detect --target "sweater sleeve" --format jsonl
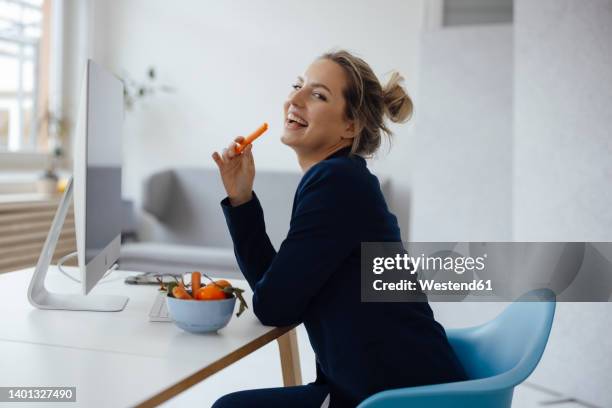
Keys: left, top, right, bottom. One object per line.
{"left": 222, "top": 162, "right": 360, "bottom": 326}
{"left": 220, "top": 191, "right": 277, "bottom": 290}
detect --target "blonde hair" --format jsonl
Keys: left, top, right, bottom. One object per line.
{"left": 319, "top": 50, "right": 414, "bottom": 157}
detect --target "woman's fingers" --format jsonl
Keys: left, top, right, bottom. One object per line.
{"left": 212, "top": 151, "right": 224, "bottom": 168}
{"left": 213, "top": 136, "right": 250, "bottom": 168}
{"left": 222, "top": 147, "right": 234, "bottom": 161}
{"left": 243, "top": 144, "right": 255, "bottom": 168}
{"left": 226, "top": 141, "right": 241, "bottom": 159}
{"left": 244, "top": 143, "right": 253, "bottom": 159}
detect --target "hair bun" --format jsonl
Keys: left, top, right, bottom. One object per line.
{"left": 382, "top": 72, "right": 413, "bottom": 123}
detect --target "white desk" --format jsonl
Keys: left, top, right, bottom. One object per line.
{"left": 0, "top": 267, "right": 301, "bottom": 407}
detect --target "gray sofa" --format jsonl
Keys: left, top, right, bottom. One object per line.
{"left": 119, "top": 167, "right": 390, "bottom": 279}
{"left": 119, "top": 168, "right": 302, "bottom": 278}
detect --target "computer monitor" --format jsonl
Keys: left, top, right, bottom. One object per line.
{"left": 74, "top": 59, "right": 124, "bottom": 295}
{"left": 27, "top": 59, "right": 128, "bottom": 312}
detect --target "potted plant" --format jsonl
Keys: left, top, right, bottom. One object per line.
{"left": 120, "top": 67, "right": 174, "bottom": 111}
{"left": 36, "top": 111, "right": 68, "bottom": 195}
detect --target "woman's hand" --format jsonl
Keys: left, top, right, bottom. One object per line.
{"left": 212, "top": 136, "right": 255, "bottom": 207}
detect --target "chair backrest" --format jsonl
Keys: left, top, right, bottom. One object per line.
{"left": 447, "top": 289, "right": 556, "bottom": 384}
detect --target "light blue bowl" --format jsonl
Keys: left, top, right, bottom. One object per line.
{"left": 166, "top": 295, "right": 236, "bottom": 333}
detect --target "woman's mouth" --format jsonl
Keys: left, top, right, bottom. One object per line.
{"left": 285, "top": 112, "right": 309, "bottom": 130}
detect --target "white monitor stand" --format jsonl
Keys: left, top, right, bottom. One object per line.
{"left": 27, "top": 177, "right": 129, "bottom": 312}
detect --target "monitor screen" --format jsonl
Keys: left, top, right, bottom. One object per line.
{"left": 84, "top": 61, "right": 123, "bottom": 265}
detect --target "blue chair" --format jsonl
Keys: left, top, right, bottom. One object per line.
{"left": 357, "top": 289, "right": 556, "bottom": 408}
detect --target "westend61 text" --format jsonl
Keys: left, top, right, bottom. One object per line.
{"left": 373, "top": 279, "right": 493, "bottom": 292}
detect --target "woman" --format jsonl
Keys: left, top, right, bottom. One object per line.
{"left": 211, "top": 50, "right": 467, "bottom": 408}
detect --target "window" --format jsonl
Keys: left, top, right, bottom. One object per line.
{"left": 0, "top": 0, "right": 48, "bottom": 153}
{"left": 425, "top": 0, "right": 513, "bottom": 30}
{"left": 443, "top": 0, "right": 513, "bottom": 27}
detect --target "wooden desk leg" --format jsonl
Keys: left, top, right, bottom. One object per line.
{"left": 277, "top": 328, "right": 302, "bottom": 386}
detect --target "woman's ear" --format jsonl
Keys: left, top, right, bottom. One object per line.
{"left": 343, "top": 119, "right": 360, "bottom": 139}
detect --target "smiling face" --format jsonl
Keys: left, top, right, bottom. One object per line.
{"left": 281, "top": 58, "right": 356, "bottom": 156}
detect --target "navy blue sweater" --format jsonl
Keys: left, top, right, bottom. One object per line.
{"left": 221, "top": 146, "right": 467, "bottom": 407}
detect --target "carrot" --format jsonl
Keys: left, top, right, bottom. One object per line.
{"left": 234, "top": 122, "right": 268, "bottom": 154}
{"left": 191, "top": 271, "right": 201, "bottom": 295}
{"left": 173, "top": 281, "right": 193, "bottom": 300}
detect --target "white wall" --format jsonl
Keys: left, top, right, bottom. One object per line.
{"left": 512, "top": 1, "right": 612, "bottom": 406}
{"left": 61, "top": 0, "right": 94, "bottom": 164}
{"left": 414, "top": 21, "right": 515, "bottom": 399}
{"left": 409, "top": 24, "right": 513, "bottom": 241}
{"left": 513, "top": 0, "right": 612, "bottom": 242}
{"left": 66, "top": 0, "right": 426, "bottom": 239}
{"left": 412, "top": 3, "right": 612, "bottom": 405}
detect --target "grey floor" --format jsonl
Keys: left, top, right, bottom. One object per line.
{"left": 160, "top": 325, "right": 586, "bottom": 408}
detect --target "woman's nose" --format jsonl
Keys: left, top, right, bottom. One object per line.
{"left": 288, "top": 88, "right": 306, "bottom": 107}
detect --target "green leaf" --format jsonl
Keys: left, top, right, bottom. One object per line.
{"left": 166, "top": 282, "right": 178, "bottom": 298}
{"left": 220, "top": 287, "right": 248, "bottom": 317}
{"left": 234, "top": 289, "right": 248, "bottom": 317}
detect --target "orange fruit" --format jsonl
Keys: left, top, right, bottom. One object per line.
{"left": 195, "top": 284, "right": 226, "bottom": 300}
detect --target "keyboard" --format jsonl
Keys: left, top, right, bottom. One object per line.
{"left": 149, "top": 291, "right": 172, "bottom": 322}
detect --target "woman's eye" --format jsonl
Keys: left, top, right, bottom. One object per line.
{"left": 290, "top": 84, "right": 326, "bottom": 101}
